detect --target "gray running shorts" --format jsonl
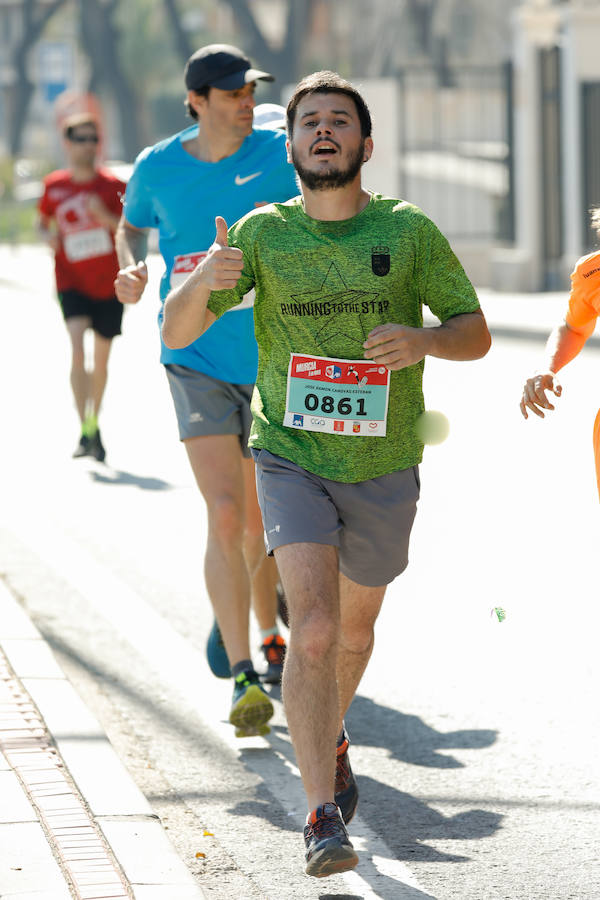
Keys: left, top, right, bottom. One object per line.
{"left": 252, "top": 448, "right": 420, "bottom": 587}
{"left": 165, "top": 364, "right": 254, "bottom": 455}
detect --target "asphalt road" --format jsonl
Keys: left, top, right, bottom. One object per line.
{"left": 1, "top": 244, "right": 599, "bottom": 899}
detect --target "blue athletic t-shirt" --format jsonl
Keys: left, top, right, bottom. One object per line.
{"left": 123, "top": 125, "right": 298, "bottom": 383}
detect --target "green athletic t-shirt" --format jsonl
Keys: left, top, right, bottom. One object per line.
{"left": 208, "top": 192, "right": 480, "bottom": 483}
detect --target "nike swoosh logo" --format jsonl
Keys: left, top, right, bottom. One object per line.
{"left": 235, "top": 172, "right": 262, "bottom": 186}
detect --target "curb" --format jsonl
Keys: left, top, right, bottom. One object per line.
{"left": 0, "top": 579, "right": 206, "bottom": 900}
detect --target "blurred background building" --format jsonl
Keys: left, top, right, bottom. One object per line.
{"left": 0, "top": 0, "right": 599, "bottom": 290}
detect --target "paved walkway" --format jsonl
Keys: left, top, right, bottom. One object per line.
{"left": 0, "top": 580, "right": 206, "bottom": 900}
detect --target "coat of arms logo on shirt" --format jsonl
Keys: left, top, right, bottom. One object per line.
{"left": 371, "top": 246, "right": 390, "bottom": 276}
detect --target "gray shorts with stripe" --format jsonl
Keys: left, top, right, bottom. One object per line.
{"left": 165, "top": 364, "right": 254, "bottom": 457}
{"left": 252, "top": 448, "right": 420, "bottom": 587}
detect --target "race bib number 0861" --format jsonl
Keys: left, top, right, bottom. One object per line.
{"left": 284, "top": 353, "right": 390, "bottom": 437}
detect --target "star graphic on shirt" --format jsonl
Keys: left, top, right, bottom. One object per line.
{"left": 288, "top": 262, "right": 380, "bottom": 352}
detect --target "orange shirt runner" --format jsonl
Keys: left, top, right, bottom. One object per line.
{"left": 565, "top": 249, "right": 600, "bottom": 498}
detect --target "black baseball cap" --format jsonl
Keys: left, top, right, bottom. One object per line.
{"left": 185, "top": 44, "right": 274, "bottom": 91}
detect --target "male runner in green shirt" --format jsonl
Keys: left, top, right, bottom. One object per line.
{"left": 162, "top": 70, "right": 491, "bottom": 879}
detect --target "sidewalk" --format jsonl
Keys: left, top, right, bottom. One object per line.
{"left": 0, "top": 580, "right": 206, "bottom": 900}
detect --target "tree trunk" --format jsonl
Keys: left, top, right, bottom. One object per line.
{"left": 78, "top": 0, "right": 146, "bottom": 159}
{"left": 222, "top": 0, "right": 314, "bottom": 93}
{"left": 162, "top": 0, "right": 193, "bottom": 63}
{"left": 6, "top": 0, "right": 69, "bottom": 156}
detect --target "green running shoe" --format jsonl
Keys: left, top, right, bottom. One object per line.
{"left": 72, "top": 434, "right": 90, "bottom": 458}
{"left": 229, "top": 669, "right": 273, "bottom": 737}
{"left": 87, "top": 429, "right": 106, "bottom": 462}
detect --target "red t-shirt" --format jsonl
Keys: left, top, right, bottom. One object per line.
{"left": 38, "top": 168, "right": 127, "bottom": 300}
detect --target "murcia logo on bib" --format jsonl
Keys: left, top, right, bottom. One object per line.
{"left": 371, "top": 245, "right": 390, "bottom": 276}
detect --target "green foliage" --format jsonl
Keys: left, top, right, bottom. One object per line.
{"left": 0, "top": 157, "right": 52, "bottom": 243}
{"left": 113, "top": 0, "right": 214, "bottom": 143}
{"left": 0, "top": 157, "right": 15, "bottom": 200}
{"left": 116, "top": 0, "right": 176, "bottom": 86}
{"left": 0, "top": 198, "right": 38, "bottom": 244}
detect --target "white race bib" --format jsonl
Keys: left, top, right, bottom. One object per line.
{"left": 63, "top": 226, "right": 112, "bottom": 262}
{"left": 284, "top": 353, "right": 390, "bottom": 437}
{"left": 170, "top": 252, "right": 207, "bottom": 290}
{"left": 170, "top": 251, "right": 255, "bottom": 311}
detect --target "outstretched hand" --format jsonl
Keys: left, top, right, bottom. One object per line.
{"left": 520, "top": 372, "right": 562, "bottom": 419}
{"left": 200, "top": 216, "right": 244, "bottom": 291}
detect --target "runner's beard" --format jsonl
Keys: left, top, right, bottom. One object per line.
{"left": 292, "top": 139, "right": 365, "bottom": 191}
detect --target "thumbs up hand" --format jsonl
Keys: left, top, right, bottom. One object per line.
{"left": 199, "top": 216, "right": 244, "bottom": 290}
{"left": 214, "top": 215, "right": 229, "bottom": 246}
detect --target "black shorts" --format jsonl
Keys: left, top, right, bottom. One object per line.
{"left": 58, "top": 289, "right": 123, "bottom": 339}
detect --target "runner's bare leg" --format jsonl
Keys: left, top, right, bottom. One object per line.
{"left": 66, "top": 316, "right": 90, "bottom": 423}
{"left": 185, "top": 434, "right": 252, "bottom": 667}
{"left": 275, "top": 542, "right": 340, "bottom": 812}
{"left": 91, "top": 332, "right": 112, "bottom": 418}
{"left": 336, "top": 572, "right": 386, "bottom": 733}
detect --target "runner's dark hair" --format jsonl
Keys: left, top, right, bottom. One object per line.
{"left": 286, "top": 71, "right": 372, "bottom": 138}
{"left": 185, "top": 86, "right": 211, "bottom": 121}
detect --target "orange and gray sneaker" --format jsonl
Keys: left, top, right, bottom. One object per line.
{"left": 260, "top": 634, "right": 286, "bottom": 684}
{"left": 303, "top": 802, "right": 358, "bottom": 878}
{"left": 335, "top": 725, "right": 358, "bottom": 824}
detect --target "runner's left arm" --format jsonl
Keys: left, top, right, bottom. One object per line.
{"left": 520, "top": 261, "right": 598, "bottom": 419}
{"left": 364, "top": 217, "right": 491, "bottom": 369}
{"left": 519, "top": 321, "right": 591, "bottom": 420}
{"left": 363, "top": 310, "right": 490, "bottom": 370}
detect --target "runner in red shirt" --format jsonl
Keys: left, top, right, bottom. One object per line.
{"left": 38, "top": 113, "right": 126, "bottom": 461}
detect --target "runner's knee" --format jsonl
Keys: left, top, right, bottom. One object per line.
{"left": 291, "top": 609, "right": 339, "bottom": 663}
{"left": 207, "top": 494, "right": 245, "bottom": 545}
{"left": 339, "top": 625, "right": 374, "bottom": 657}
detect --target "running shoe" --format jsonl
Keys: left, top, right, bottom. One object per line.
{"left": 276, "top": 582, "right": 289, "bottom": 628}
{"left": 229, "top": 669, "right": 274, "bottom": 737}
{"left": 72, "top": 434, "right": 90, "bottom": 458}
{"left": 335, "top": 726, "right": 359, "bottom": 824}
{"left": 260, "top": 634, "right": 286, "bottom": 684}
{"left": 303, "top": 802, "right": 358, "bottom": 878}
{"left": 87, "top": 430, "right": 106, "bottom": 462}
{"left": 206, "top": 619, "right": 231, "bottom": 678}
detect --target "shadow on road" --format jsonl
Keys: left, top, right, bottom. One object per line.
{"left": 229, "top": 688, "right": 503, "bottom": 894}
{"left": 348, "top": 694, "right": 497, "bottom": 769}
{"left": 88, "top": 469, "right": 172, "bottom": 491}
{"left": 351, "top": 774, "right": 501, "bottom": 863}
{"left": 34, "top": 622, "right": 499, "bottom": 897}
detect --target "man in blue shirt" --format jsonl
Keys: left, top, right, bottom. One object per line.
{"left": 114, "top": 45, "right": 298, "bottom": 736}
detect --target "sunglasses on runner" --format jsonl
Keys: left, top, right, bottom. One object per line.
{"left": 68, "top": 134, "right": 99, "bottom": 144}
